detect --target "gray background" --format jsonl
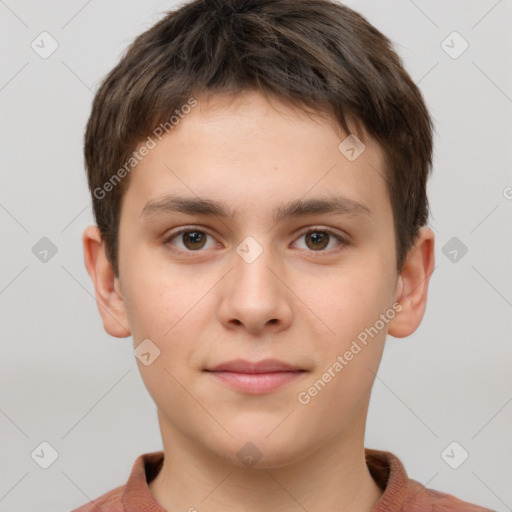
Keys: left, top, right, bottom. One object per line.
{"left": 1, "top": 1, "right": 511, "bottom": 511}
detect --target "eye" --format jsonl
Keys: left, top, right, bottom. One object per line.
{"left": 163, "top": 228, "right": 218, "bottom": 253}
{"left": 163, "top": 226, "right": 348, "bottom": 255}
{"left": 293, "top": 227, "right": 348, "bottom": 252}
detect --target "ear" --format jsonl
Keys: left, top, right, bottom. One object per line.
{"left": 387, "top": 227, "right": 435, "bottom": 338}
{"left": 82, "top": 225, "right": 131, "bottom": 338}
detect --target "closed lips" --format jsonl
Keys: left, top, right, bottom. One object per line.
{"left": 205, "top": 358, "right": 306, "bottom": 373}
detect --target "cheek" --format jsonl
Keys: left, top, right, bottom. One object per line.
{"left": 122, "top": 255, "right": 187, "bottom": 337}
{"left": 303, "top": 269, "right": 391, "bottom": 341}
{"left": 128, "top": 281, "right": 201, "bottom": 412}
{"left": 123, "top": 264, "right": 207, "bottom": 370}
{"left": 309, "top": 271, "right": 393, "bottom": 405}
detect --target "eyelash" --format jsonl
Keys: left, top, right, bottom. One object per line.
{"left": 162, "top": 226, "right": 349, "bottom": 255}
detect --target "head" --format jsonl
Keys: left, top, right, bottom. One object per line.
{"left": 83, "top": 0, "right": 435, "bottom": 468}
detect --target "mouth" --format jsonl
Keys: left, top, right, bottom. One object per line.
{"left": 204, "top": 359, "right": 308, "bottom": 394}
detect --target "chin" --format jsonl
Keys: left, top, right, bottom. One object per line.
{"left": 215, "top": 432, "right": 308, "bottom": 470}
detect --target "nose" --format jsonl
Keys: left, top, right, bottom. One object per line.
{"left": 216, "top": 240, "right": 293, "bottom": 335}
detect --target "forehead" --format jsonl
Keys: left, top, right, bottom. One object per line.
{"left": 123, "top": 90, "right": 390, "bottom": 225}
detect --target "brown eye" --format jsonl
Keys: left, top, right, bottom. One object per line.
{"left": 164, "top": 228, "right": 216, "bottom": 253}
{"left": 304, "top": 231, "right": 329, "bottom": 251}
{"left": 294, "top": 228, "right": 347, "bottom": 253}
{"left": 181, "top": 230, "right": 206, "bottom": 250}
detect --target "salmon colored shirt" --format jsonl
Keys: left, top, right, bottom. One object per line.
{"left": 71, "top": 448, "right": 495, "bottom": 511}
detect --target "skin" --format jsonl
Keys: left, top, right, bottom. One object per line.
{"left": 83, "top": 89, "right": 435, "bottom": 512}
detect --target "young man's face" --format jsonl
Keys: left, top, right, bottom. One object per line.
{"left": 85, "top": 90, "right": 434, "bottom": 468}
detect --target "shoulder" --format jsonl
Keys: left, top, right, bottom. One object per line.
{"left": 70, "top": 484, "right": 125, "bottom": 512}
{"left": 365, "top": 448, "right": 494, "bottom": 512}
{"left": 407, "top": 478, "right": 496, "bottom": 512}
{"left": 69, "top": 451, "right": 164, "bottom": 512}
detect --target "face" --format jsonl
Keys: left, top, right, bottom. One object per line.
{"left": 85, "top": 89, "right": 434, "bottom": 468}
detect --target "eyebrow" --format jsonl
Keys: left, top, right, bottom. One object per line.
{"left": 141, "top": 194, "right": 372, "bottom": 224}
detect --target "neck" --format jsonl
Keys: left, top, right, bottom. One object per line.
{"left": 149, "top": 413, "right": 383, "bottom": 512}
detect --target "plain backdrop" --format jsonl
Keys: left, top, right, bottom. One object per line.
{"left": 1, "top": 1, "right": 511, "bottom": 511}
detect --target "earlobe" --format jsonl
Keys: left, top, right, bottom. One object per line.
{"left": 388, "top": 227, "right": 435, "bottom": 339}
{"left": 82, "top": 225, "right": 131, "bottom": 338}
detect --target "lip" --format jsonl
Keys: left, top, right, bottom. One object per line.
{"left": 205, "top": 358, "right": 304, "bottom": 373}
{"left": 204, "top": 359, "right": 307, "bottom": 394}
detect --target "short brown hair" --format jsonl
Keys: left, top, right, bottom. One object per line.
{"left": 84, "top": 0, "right": 434, "bottom": 277}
